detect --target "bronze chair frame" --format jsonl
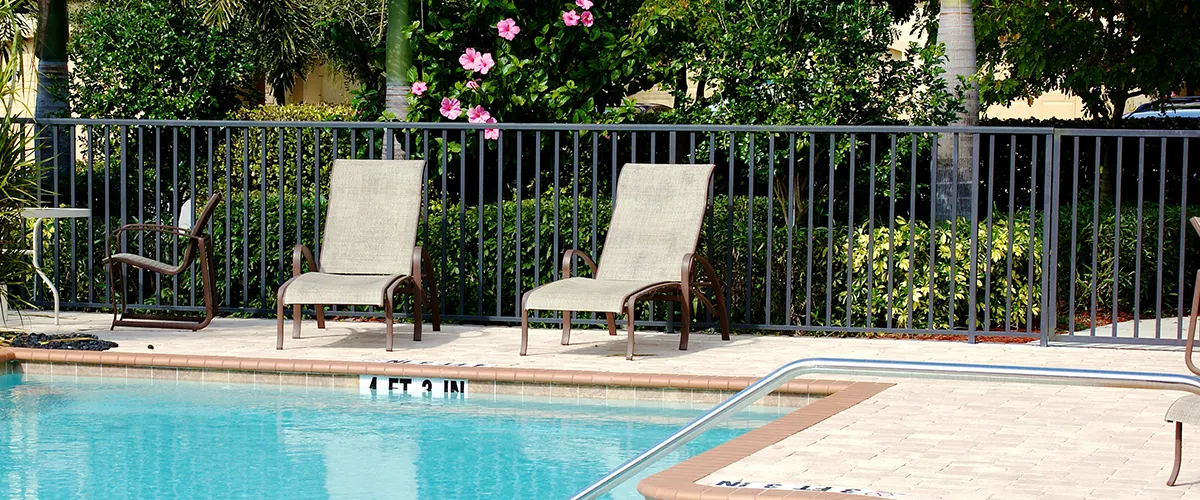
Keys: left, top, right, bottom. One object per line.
{"left": 104, "top": 193, "right": 223, "bottom": 331}
{"left": 519, "top": 248, "right": 730, "bottom": 361}
{"left": 276, "top": 244, "right": 441, "bottom": 352}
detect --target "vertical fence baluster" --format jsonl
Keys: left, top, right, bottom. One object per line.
{"left": 746, "top": 134, "right": 755, "bottom": 325}
{"left": 1090, "top": 138, "right": 1101, "bottom": 335}
{"left": 886, "top": 134, "right": 897, "bottom": 328}
{"left": 1179, "top": 138, "right": 1191, "bottom": 340}
{"left": 1068, "top": 137, "right": 1080, "bottom": 335}
{"left": 1157, "top": 137, "right": 1167, "bottom": 338}
{"left": 785, "top": 133, "right": 795, "bottom": 326}
{"left": 826, "top": 133, "right": 835, "bottom": 327}
{"left": 765, "top": 134, "right": 775, "bottom": 325}
{"left": 515, "top": 131, "right": 522, "bottom": 317}
{"left": 847, "top": 134, "right": 857, "bottom": 328}
{"left": 1005, "top": 135, "right": 1016, "bottom": 332}
{"left": 1113, "top": 137, "right": 1124, "bottom": 337}
{"left": 1133, "top": 137, "right": 1146, "bottom": 338}
{"left": 968, "top": 133, "right": 980, "bottom": 342}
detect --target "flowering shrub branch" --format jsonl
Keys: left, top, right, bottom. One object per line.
{"left": 403, "top": 0, "right": 657, "bottom": 132}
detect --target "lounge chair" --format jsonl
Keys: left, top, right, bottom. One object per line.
{"left": 276, "top": 159, "right": 440, "bottom": 351}
{"left": 519, "top": 163, "right": 730, "bottom": 360}
{"left": 1165, "top": 216, "right": 1200, "bottom": 485}
{"left": 105, "top": 192, "right": 223, "bottom": 330}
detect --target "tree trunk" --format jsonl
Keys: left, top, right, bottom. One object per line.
{"left": 35, "top": 0, "right": 70, "bottom": 192}
{"left": 935, "top": 0, "right": 978, "bottom": 221}
{"left": 1098, "top": 91, "right": 1129, "bottom": 202}
{"left": 673, "top": 65, "right": 688, "bottom": 109}
{"left": 385, "top": 0, "right": 412, "bottom": 122}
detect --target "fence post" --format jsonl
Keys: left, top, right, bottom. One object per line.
{"left": 1040, "top": 131, "right": 1061, "bottom": 346}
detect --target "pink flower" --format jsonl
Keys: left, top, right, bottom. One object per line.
{"left": 411, "top": 81, "right": 427, "bottom": 96}
{"left": 465, "top": 80, "right": 480, "bottom": 90}
{"left": 576, "top": 0, "right": 593, "bottom": 9}
{"left": 562, "top": 10, "right": 580, "bottom": 26}
{"left": 439, "top": 98, "right": 462, "bottom": 120}
{"left": 580, "top": 10, "right": 594, "bottom": 27}
{"left": 477, "top": 52, "right": 495, "bottom": 74}
{"left": 484, "top": 118, "right": 499, "bottom": 140}
{"left": 459, "top": 48, "right": 482, "bottom": 71}
{"left": 467, "top": 105, "right": 491, "bottom": 124}
{"left": 496, "top": 18, "right": 520, "bottom": 41}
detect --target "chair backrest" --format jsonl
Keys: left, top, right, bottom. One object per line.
{"left": 182, "top": 193, "right": 223, "bottom": 237}
{"left": 1191, "top": 217, "right": 1200, "bottom": 239}
{"left": 596, "top": 163, "right": 716, "bottom": 282}
{"left": 319, "top": 159, "right": 426, "bottom": 275}
{"left": 175, "top": 192, "right": 223, "bottom": 267}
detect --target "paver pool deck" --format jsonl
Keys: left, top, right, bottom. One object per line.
{"left": 10, "top": 311, "right": 1200, "bottom": 499}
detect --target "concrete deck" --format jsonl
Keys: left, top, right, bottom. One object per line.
{"left": 10, "top": 310, "right": 1200, "bottom": 499}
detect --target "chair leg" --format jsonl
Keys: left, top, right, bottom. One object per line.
{"left": 105, "top": 261, "right": 119, "bottom": 330}
{"left": 680, "top": 287, "right": 691, "bottom": 351}
{"left": 316, "top": 305, "right": 326, "bottom": 329}
{"left": 424, "top": 253, "right": 441, "bottom": 332}
{"left": 520, "top": 308, "right": 530, "bottom": 356}
{"left": 385, "top": 297, "right": 395, "bottom": 352}
{"left": 561, "top": 310, "right": 572, "bottom": 345}
{"left": 292, "top": 304, "right": 302, "bottom": 339}
{"left": 276, "top": 296, "right": 286, "bottom": 350}
{"left": 606, "top": 312, "right": 617, "bottom": 336}
{"left": 626, "top": 303, "right": 637, "bottom": 360}
{"left": 1170, "top": 421, "right": 1184, "bottom": 486}
{"left": 413, "top": 283, "right": 424, "bottom": 342}
{"left": 196, "top": 244, "right": 216, "bottom": 329}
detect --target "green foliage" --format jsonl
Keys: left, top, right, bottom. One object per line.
{"left": 0, "top": 0, "right": 34, "bottom": 65}
{"left": 639, "top": 0, "right": 961, "bottom": 126}
{"left": 232, "top": 103, "right": 359, "bottom": 122}
{"left": 188, "top": 0, "right": 321, "bottom": 104}
{"left": 315, "top": 0, "right": 386, "bottom": 97}
{"left": 976, "top": 0, "right": 1200, "bottom": 124}
{"left": 406, "top": 0, "right": 657, "bottom": 123}
{"left": 69, "top": 0, "right": 258, "bottom": 119}
{"left": 0, "top": 56, "right": 45, "bottom": 310}
{"left": 1058, "top": 202, "right": 1200, "bottom": 322}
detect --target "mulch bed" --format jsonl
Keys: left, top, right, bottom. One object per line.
{"left": 0, "top": 332, "right": 119, "bottom": 351}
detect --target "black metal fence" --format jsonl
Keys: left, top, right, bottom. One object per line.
{"left": 15, "top": 119, "right": 1200, "bottom": 345}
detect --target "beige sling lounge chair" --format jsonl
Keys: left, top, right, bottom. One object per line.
{"left": 276, "top": 159, "right": 440, "bottom": 351}
{"left": 519, "top": 163, "right": 730, "bottom": 360}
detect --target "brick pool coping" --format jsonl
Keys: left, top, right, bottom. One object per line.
{"left": 639, "top": 382, "right": 893, "bottom": 499}
{"left": 0, "top": 347, "right": 894, "bottom": 498}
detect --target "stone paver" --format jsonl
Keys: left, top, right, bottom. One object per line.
{"left": 12, "top": 310, "right": 1200, "bottom": 499}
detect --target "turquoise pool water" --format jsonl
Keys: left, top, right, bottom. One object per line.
{"left": 0, "top": 374, "right": 784, "bottom": 499}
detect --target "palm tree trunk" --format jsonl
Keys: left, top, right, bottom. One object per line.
{"left": 936, "top": 0, "right": 978, "bottom": 220}
{"left": 385, "top": 0, "right": 412, "bottom": 121}
{"left": 35, "top": 0, "right": 69, "bottom": 191}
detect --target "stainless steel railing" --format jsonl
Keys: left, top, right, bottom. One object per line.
{"left": 569, "top": 357, "right": 1200, "bottom": 500}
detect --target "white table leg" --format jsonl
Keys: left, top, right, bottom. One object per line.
{"left": 31, "top": 219, "right": 59, "bottom": 325}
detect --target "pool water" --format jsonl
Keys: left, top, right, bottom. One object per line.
{"left": 0, "top": 374, "right": 785, "bottom": 499}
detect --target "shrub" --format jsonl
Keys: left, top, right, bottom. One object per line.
{"left": 69, "top": 0, "right": 258, "bottom": 119}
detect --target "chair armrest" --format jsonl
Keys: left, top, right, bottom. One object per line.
{"left": 561, "top": 249, "right": 598, "bottom": 279}
{"left": 107, "top": 224, "right": 198, "bottom": 260}
{"left": 292, "top": 244, "right": 317, "bottom": 278}
{"left": 411, "top": 246, "right": 426, "bottom": 285}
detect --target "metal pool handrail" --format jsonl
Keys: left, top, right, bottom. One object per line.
{"left": 569, "top": 357, "right": 1200, "bottom": 500}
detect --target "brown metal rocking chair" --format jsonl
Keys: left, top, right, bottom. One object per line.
{"left": 104, "top": 193, "right": 223, "bottom": 331}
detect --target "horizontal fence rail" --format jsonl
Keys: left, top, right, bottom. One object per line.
{"left": 12, "top": 120, "right": 1200, "bottom": 344}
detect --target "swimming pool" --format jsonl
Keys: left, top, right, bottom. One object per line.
{"left": 0, "top": 373, "right": 786, "bottom": 499}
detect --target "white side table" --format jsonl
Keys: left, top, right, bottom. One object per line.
{"left": 18, "top": 208, "right": 91, "bottom": 325}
